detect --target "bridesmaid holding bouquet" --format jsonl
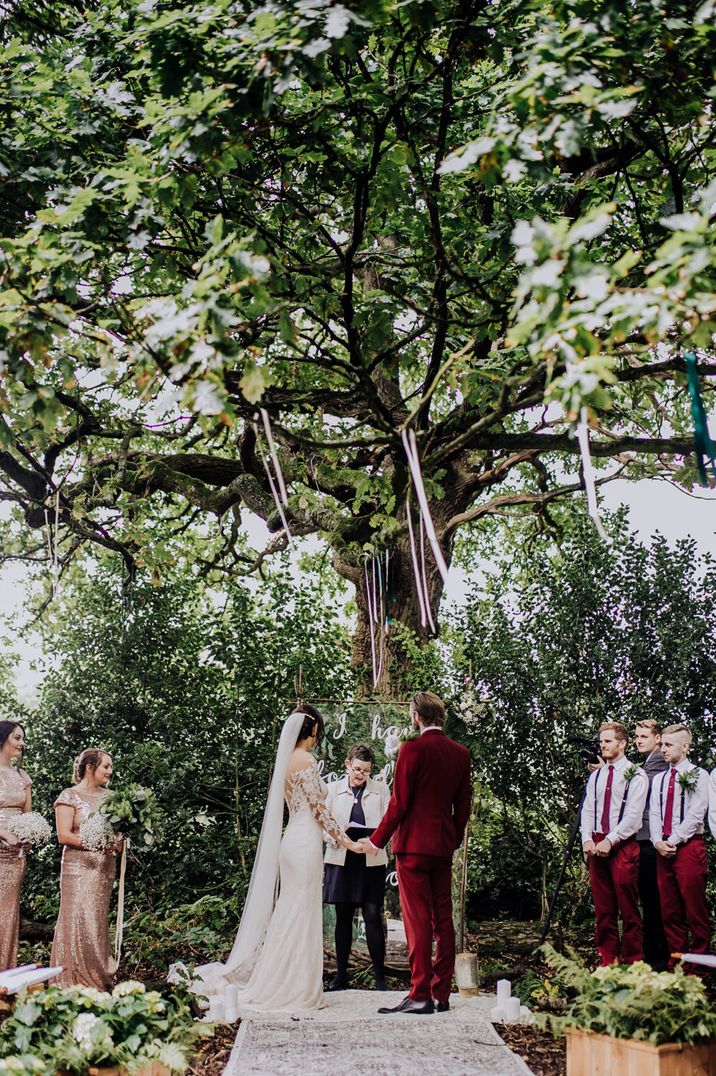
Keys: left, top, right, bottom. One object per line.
{"left": 0, "top": 721, "right": 32, "bottom": 970}
{"left": 51, "top": 748, "right": 121, "bottom": 989}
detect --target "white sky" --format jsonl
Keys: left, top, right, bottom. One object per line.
{"left": 1, "top": 476, "right": 714, "bottom": 703}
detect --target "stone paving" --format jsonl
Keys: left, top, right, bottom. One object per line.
{"left": 223, "top": 990, "right": 534, "bottom": 1075}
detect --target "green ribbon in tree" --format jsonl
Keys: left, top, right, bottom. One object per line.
{"left": 684, "top": 351, "right": 716, "bottom": 487}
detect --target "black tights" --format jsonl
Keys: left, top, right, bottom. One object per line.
{"left": 334, "top": 902, "right": 385, "bottom": 978}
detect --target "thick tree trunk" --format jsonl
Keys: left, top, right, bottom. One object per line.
{"left": 335, "top": 533, "right": 450, "bottom": 699}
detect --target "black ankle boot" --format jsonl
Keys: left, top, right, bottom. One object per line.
{"left": 374, "top": 970, "right": 387, "bottom": 990}
{"left": 326, "top": 973, "right": 349, "bottom": 991}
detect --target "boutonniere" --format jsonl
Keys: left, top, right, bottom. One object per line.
{"left": 677, "top": 769, "right": 699, "bottom": 793}
{"left": 623, "top": 764, "right": 640, "bottom": 784}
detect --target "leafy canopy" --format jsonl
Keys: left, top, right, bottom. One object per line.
{"left": 0, "top": 0, "right": 714, "bottom": 610}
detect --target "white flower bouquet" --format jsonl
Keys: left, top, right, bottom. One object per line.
{"left": 79, "top": 811, "right": 118, "bottom": 853}
{"left": 6, "top": 812, "right": 52, "bottom": 847}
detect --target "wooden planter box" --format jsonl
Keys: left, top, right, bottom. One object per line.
{"left": 566, "top": 1028, "right": 716, "bottom": 1075}
{"left": 57, "top": 1066, "right": 170, "bottom": 1076}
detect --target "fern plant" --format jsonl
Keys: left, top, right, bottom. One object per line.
{"left": 540, "top": 944, "right": 716, "bottom": 1046}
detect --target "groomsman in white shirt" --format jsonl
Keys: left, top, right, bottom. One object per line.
{"left": 710, "top": 767, "right": 716, "bottom": 838}
{"left": 581, "top": 722, "right": 648, "bottom": 965}
{"left": 649, "top": 724, "right": 711, "bottom": 969}
{"left": 633, "top": 720, "right": 669, "bottom": 971}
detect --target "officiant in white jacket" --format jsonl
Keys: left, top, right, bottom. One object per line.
{"left": 323, "top": 744, "right": 391, "bottom": 992}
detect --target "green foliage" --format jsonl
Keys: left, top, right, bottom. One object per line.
{"left": 0, "top": 0, "right": 713, "bottom": 660}
{"left": 101, "top": 784, "right": 163, "bottom": 848}
{"left": 451, "top": 507, "right": 716, "bottom": 919}
{"left": 540, "top": 945, "right": 716, "bottom": 1045}
{"left": 0, "top": 981, "right": 202, "bottom": 1074}
{"left": 20, "top": 557, "right": 353, "bottom": 924}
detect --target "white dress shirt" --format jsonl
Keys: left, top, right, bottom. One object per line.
{"left": 580, "top": 756, "right": 648, "bottom": 847}
{"left": 708, "top": 767, "right": 716, "bottom": 839}
{"left": 649, "top": 759, "right": 709, "bottom": 846}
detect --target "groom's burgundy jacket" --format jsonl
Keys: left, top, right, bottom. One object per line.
{"left": 370, "top": 729, "right": 472, "bottom": 858}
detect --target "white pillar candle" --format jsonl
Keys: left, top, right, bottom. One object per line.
{"left": 489, "top": 1004, "right": 506, "bottom": 1022}
{"left": 210, "top": 996, "right": 226, "bottom": 1023}
{"left": 224, "top": 983, "right": 239, "bottom": 1023}
{"left": 496, "top": 978, "right": 511, "bottom": 1003}
{"left": 503, "top": 996, "right": 521, "bottom": 1022}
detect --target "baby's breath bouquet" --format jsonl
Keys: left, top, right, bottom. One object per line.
{"left": 99, "top": 784, "right": 162, "bottom": 848}
{"left": 5, "top": 812, "right": 52, "bottom": 848}
{"left": 78, "top": 811, "right": 117, "bottom": 853}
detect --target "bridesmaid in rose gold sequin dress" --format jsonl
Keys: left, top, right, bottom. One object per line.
{"left": 51, "top": 749, "right": 118, "bottom": 990}
{"left": 0, "top": 721, "right": 32, "bottom": 971}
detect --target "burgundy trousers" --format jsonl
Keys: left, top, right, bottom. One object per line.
{"left": 396, "top": 852, "right": 455, "bottom": 1002}
{"left": 588, "top": 834, "right": 642, "bottom": 965}
{"left": 656, "top": 836, "right": 711, "bottom": 970}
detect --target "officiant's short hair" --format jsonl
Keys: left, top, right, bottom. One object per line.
{"left": 347, "top": 744, "right": 374, "bottom": 765}
{"left": 411, "top": 691, "right": 445, "bottom": 727}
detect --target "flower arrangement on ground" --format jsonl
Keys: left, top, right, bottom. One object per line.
{"left": 0, "top": 981, "right": 205, "bottom": 1074}
{"left": 5, "top": 812, "right": 52, "bottom": 847}
{"left": 540, "top": 944, "right": 716, "bottom": 1046}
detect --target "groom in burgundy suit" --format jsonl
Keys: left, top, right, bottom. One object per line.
{"left": 358, "top": 691, "right": 472, "bottom": 1014}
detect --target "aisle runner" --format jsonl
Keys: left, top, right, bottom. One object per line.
{"left": 224, "top": 991, "right": 533, "bottom": 1076}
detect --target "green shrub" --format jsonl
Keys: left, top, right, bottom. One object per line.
{"left": 540, "top": 944, "right": 716, "bottom": 1045}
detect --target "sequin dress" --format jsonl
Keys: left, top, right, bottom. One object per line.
{"left": 50, "top": 787, "right": 116, "bottom": 990}
{"left": 0, "top": 767, "right": 31, "bottom": 970}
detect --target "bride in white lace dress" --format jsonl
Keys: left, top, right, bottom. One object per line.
{"left": 195, "top": 706, "right": 360, "bottom": 1011}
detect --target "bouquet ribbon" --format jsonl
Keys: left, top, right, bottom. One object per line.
{"left": 111, "top": 838, "right": 129, "bottom": 973}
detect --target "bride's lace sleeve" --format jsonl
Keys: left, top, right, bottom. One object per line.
{"left": 288, "top": 766, "right": 351, "bottom": 846}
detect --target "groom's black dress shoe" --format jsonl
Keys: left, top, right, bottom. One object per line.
{"left": 326, "top": 975, "right": 349, "bottom": 992}
{"left": 434, "top": 1000, "right": 450, "bottom": 1012}
{"left": 378, "top": 996, "right": 434, "bottom": 1015}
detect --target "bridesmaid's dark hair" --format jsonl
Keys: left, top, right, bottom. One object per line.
{"left": 294, "top": 703, "right": 324, "bottom": 747}
{"left": 73, "top": 748, "right": 111, "bottom": 784}
{"left": 0, "top": 720, "right": 25, "bottom": 751}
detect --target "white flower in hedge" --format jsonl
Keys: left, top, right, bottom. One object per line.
{"left": 68, "top": 984, "right": 109, "bottom": 1006}
{"left": 112, "top": 980, "right": 146, "bottom": 997}
{"left": 158, "top": 1042, "right": 187, "bottom": 1070}
{"left": 73, "top": 1012, "right": 113, "bottom": 1054}
{"left": 74, "top": 1011, "right": 99, "bottom": 1049}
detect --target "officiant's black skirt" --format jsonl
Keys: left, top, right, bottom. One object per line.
{"left": 322, "top": 825, "right": 387, "bottom": 905}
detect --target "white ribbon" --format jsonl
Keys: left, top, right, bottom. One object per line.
{"left": 576, "top": 407, "right": 607, "bottom": 539}
{"left": 405, "top": 497, "right": 428, "bottom": 629}
{"left": 401, "top": 429, "right": 449, "bottom": 583}
{"left": 110, "top": 838, "right": 129, "bottom": 974}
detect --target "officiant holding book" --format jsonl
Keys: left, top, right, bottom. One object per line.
{"left": 323, "top": 744, "right": 391, "bottom": 991}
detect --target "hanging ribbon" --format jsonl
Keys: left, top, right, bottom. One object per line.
{"left": 110, "top": 838, "right": 129, "bottom": 974}
{"left": 418, "top": 510, "right": 437, "bottom": 634}
{"left": 401, "top": 429, "right": 449, "bottom": 583}
{"left": 684, "top": 351, "right": 716, "bottom": 487}
{"left": 363, "top": 557, "right": 379, "bottom": 687}
{"left": 576, "top": 407, "right": 607, "bottom": 539}
{"left": 405, "top": 497, "right": 428, "bottom": 629}
{"left": 254, "top": 410, "right": 294, "bottom": 547}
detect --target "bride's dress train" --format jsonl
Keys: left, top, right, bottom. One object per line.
{"left": 194, "top": 711, "right": 349, "bottom": 1013}
{"left": 238, "top": 765, "right": 344, "bottom": 1010}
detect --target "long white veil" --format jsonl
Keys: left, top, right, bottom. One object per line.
{"left": 193, "top": 710, "right": 305, "bottom": 995}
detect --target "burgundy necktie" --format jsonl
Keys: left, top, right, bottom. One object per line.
{"left": 599, "top": 765, "right": 614, "bottom": 832}
{"left": 662, "top": 767, "right": 677, "bottom": 838}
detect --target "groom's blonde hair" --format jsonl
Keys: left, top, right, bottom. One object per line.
{"left": 411, "top": 691, "right": 445, "bottom": 727}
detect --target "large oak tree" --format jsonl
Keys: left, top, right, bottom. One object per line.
{"left": 1, "top": 0, "right": 714, "bottom": 689}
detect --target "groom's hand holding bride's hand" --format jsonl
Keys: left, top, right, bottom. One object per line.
{"left": 355, "top": 837, "right": 379, "bottom": 856}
